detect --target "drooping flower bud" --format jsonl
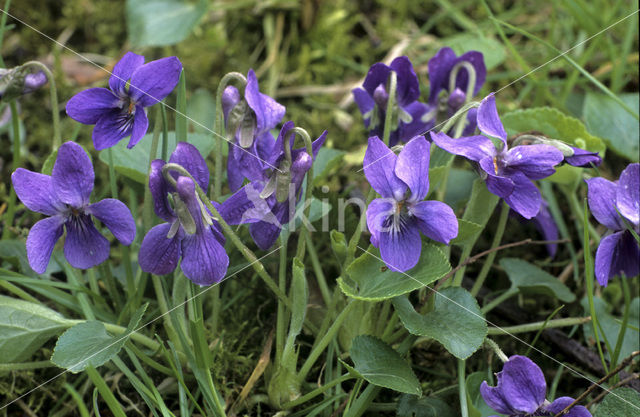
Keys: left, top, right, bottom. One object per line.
{"left": 0, "top": 65, "right": 47, "bottom": 102}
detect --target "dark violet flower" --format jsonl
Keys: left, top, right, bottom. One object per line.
{"left": 481, "top": 355, "right": 591, "bottom": 417}
{"left": 426, "top": 47, "right": 486, "bottom": 136}
{"left": 11, "top": 141, "right": 135, "bottom": 273}
{"left": 564, "top": 145, "right": 602, "bottom": 167}
{"left": 1, "top": 66, "right": 48, "bottom": 101}
{"left": 222, "top": 69, "right": 285, "bottom": 192}
{"left": 219, "top": 121, "right": 327, "bottom": 250}
{"left": 511, "top": 200, "right": 559, "bottom": 258}
{"left": 364, "top": 135, "right": 458, "bottom": 272}
{"left": 352, "top": 56, "right": 431, "bottom": 147}
{"left": 586, "top": 163, "right": 640, "bottom": 286}
{"left": 139, "top": 142, "right": 229, "bottom": 286}
{"left": 66, "top": 52, "right": 182, "bottom": 150}
{"left": 431, "top": 94, "right": 564, "bottom": 219}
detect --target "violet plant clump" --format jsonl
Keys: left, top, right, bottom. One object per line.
{"left": 222, "top": 69, "right": 286, "bottom": 191}
{"left": 66, "top": 52, "right": 182, "bottom": 150}
{"left": 586, "top": 163, "right": 640, "bottom": 286}
{"left": 431, "top": 94, "right": 565, "bottom": 219}
{"left": 364, "top": 135, "right": 458, "bottom": 271}
{"left": 11, "top": 141, "right": 136, "bottom": 273}
{"left": 139, "top": 142, "right": 229, "bottom": 286}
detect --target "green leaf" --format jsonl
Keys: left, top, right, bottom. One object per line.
{"left": 0, "top": 295, "right": 73, "bottom": 362}
{"left": 397, "top": 394, "right": 456, "bottom": 417}
{"left": 98, "top": 131, "right": 214, "bottom": 183}
{"left": 187, "top": 88, "right": 216, "bottom": 134}
{"left": 445, "top": 34, "right": 506, "bottom": 70}
{"left": 338, "top": 243, "right": 451, "bottom": 301}
{"left": 583, "top": 92, "right": 639, "bottom": 161}
{"left": 392, "top": 288, "right": 487, "bottom": 359}
{"left": 594, "top": 387, "right": 640, "bottom": 417}
{"left": 41, "top": 149, "right": 58, "bottom": 175}
{"left": 282, "top": 257, "right": 308, "bottom": 365}
{"left": 350, "top": 335, "right": 421, "bottom": 395}
{"left": 126, "top": 0, "right": 208, "bottom": 47}
{"left": 312, "top": 147, "right": 345, "bottom": 186}
{"left": 52, "top": 304, "right": 147, "bottom": 372}
{"left": 500, "top": 258, "right": 576, "bottom": 303}
{"left": 444, "top": 168, "right": 476, "bottom": 212}
{"left": 581, "top": 297, "right": 639, "bottom": 362}
{"left": 451, "top": 219, "right": 483, "bottom": 246}
{"left": 466, "top": 372, "right": 497, "bottom": 417}
{"left": 502, "top": 106, "right": 606, "bottom": 183}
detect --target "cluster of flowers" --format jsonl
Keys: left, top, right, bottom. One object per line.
{"left": 11, "top": 52, "right": 325, "bottom": 286}
{"left": 352, "top": 50, "right": 637, "bottom": 288}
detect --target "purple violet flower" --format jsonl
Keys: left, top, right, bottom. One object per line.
{"left": 222, "top": 69, "right": 285, "bottom": 192}
{"left": 364, "top": 135, "right": 458, "bottom": 272}
{"left": 431, "top": 94, "right": 564, "bottom": 219}
{"left": 511, "top": 200, "right": 559, "bottom": 258}
{"left": 586, "top": 163, "right": 640, "bottom": 286}
{"left": 426, "top": 47, "right": 486, "bottom": 136}
{"left": 1, "top": 67, "right": 48, "bottom": 101}
{"left": 11, "top": 141, "right": 136, "bottom": 273}
{"left": 565, "top": 146, "right": 602, "bottom": 167}
{"left": 66, "top": 52, "right": 182, "bottom": 150}
{"left": 352, "top": 56, "right": 431, "bottom": 147}
{"left": 481, "top": 355, "right": 591, "bottom": 417}
{"left": 139, "top": 142, "right": 229, "bottom": 286}
{"left": 219, "top": 121, "right": 327, "bottom": 250}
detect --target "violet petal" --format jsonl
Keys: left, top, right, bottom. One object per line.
{"left": 431, "top": 131, "right": 495, "bottom": 162}
{"left": 88, "top": 198, "right": 136, "bottom": 245}
{"left": 477, "top": 94, "right": 507, "bottom": 145}
{"left": 139, "top": 222, "right": 182, "bottom": 276}
{"left": 11, "top": 168, "right": 63, "bottom": 215}
{"left": 395, "top": 135, "right": 430, "bottom": 202}
{"left": 586, "top": 177, "right": 624, "bottom": 231}
{"left": 26, "top": 216, "right": 64, "bottom": 274}
{"left": 366, "top": 198, "right": 395, "bottom": 248}
{"left": 389, "top": 56, "right": 420, "bottom": 107}
{"left": 616, "top": 163, "right": 639, "bottom": 226}
{"left": 180, "top": 229, "right": 230, "bottom": 286}
{"left": 127, "top": 106, "right": 149, "bottom": 148}
{"left": 363, "top": 136, "right": 407, "bottom": 199}
{"left": 503, "top": 171, "right": 542, "bottom": 219}
{"left": 169, "top": 142, "right": 210, "bottom": 192}
{"left": 378, "top": 217, "right": 422, "bottom": 272}
{"left": 245, "top": 69, "right": 285, "bottom": 135}
{"left": 51, "top": 141, "right": 94, "bottom": 207}
{"left": 65, "top": 87, "right": 118, "bottom": 125}
{"left": 130, "top": 56, "right": 182, "bottom": 107}
{"left": 109, "top": 52, "right": 145, "bottom": 95}
{"left": 63, "top": 214, "right": 110, "bottom": 269}
{"left": 411, "top": 200, "right": 458, "bottom": 244}
{"left": 503, "top": 144, "right": 564, "bottom": 180}
{"left": 93, "top": 109, "right": 133, "bottom": 151}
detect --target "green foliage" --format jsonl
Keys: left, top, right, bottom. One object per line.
{"left": 500, "top": 258, "right": 576, "bottom": 303}
{"left": 392, "top": 288, "right": 487, "bottom": 359}
{"left": 0, "top": 295, "right": 73, "bottom": 362}
{"left": 582, "top": 92, "right": 639, "bottom": 161}
{"left": 444, "top": 33, "right": 506, "bottom": 70}
{"left": 51, "top": 304, "right": 147, "bottom": 372}
{"left": 465, "top": 372, "right": 496, "bottom": 417}
{"left": 349, "top": 335, "right": 421, "bottom": 395}
{"left": 396, "top": 394, "right": 456, "bottom": 417}
{"left": 126, "top": 0, "right": 208, "bottom": 47}
{"left": 338, "top": 244, "right": 451, "bottom": 301}
{"left": 594, "top": 387, "right": 640, "bottom": 417}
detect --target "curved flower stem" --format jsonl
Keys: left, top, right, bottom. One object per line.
{"left": 162, "top": 163, "right": 291, "bottom": 309}
{"left": 1, "top": 100, "right": 20, "bottom": 240}
{"left": 212, "top": 72, "right": 247, "bottom": 200}
{"left": 469, "top": 200, "right": 510, "bottom": 294}
{"left": 488, "top": 316, "right": 591, "bottom": 335}
{"left": 448, "top": 61, "right": 477, "bottom": 138}
{"left": 289, "top": 126, "right": 314, "bottom": 259}
{"left": 484, "top": 338, "right": 509, "bottom": 362}
{"left": 382, "top": 71, "right": 397, "bottom": 146}
{"left": 143, "top": 106, "right": 163, "bottom": 233}
{"left": 438, "top": 101, "right": 479, "bottom": 134}
{"left": 276, "top": 234, "right": 288, "bottom": 366}
{"left": 23, "top": 60, "right": 60, "bottom": 150}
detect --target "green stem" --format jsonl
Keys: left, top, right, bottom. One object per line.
{"left": 298, "top": 300, "right": 357, "bottom": 381}
{"left": 382, "top": 71, "right": 397, "bottom": 146}
{"left": 151, "top": 274, "right": 181, "bottom": 351}
{"left": 143, "top": 106, "right": 162, "bottom": 233}
{"left": 305, "top": 233, "right": 331, "bottom": 307}
{"left": 0, "top": 280, "right": 39, "bottom": 303}
{"left": 482, "top": 288, "right": 519, "bottom": 314}
{"left": 484, "top": 338, "right": 509, "bottom": 362}
{"left": 610, "top": 277, "right": 631, "bottom": 371}
{"left": 345, "top": 188, "right": 376, "bottom": 267}
{"left": 23, "top": 61, "right": 61, "bottom": 149}
{"left": 458, "top": 359, "right": 469, "bottom": 417}
{"left": 282, "top": 374, "right": 352, "bottom": 409}
{"left": 469, "top": 201, "right": 510, "bottom": 294}
{"left": 0, "top": 360, "right": 54, "bottom": 371}
{"left": 583, "top": 199, "right": 608, "bottom": 373}
{"left": 568, "top": 190, "right": 600, "bottom": 246}
{"left": 276, "top": 234, "right": 288, "bottom": 366}
{"left": 488, "top": 316, "right": 591, "bottom": 335}
{"left": 213, "top": 72, "right": 247, "bottom": 199}
{"left": 1, "top": 100, "right": 21, "bottom": 239}
{"left": 161, "top": 105, "right": 169, "bottom": 161}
